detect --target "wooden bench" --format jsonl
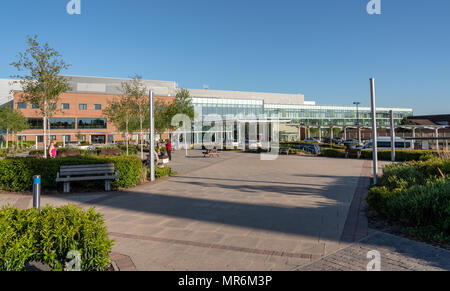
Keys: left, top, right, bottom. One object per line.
{"left": 56, "top": 164, "right": 119, "bottom": 193}
{"left": 203, "top": 148, "right": 220, "bottom": 158}
{"left": 345, "top": 148, "right": 361, "bottom": 159}
{"left": 279, "top": 148, "right": 290, "bottom": 155}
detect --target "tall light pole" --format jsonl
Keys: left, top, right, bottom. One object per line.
{"left": 353, "top": 101, "right": 361, "bottom": 143}
{"left": 369, "top": 79, "right": 378, "bottom": 185}
{"left": 149, "top": 90, "right": 155, "bottom": 182}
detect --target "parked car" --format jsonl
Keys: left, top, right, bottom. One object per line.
{"left": 293, "top": 143, "right": 321, "bottom": 155}
{"left": 358, "top": 137, "right": 412, "bottom": 150}
{"left": 343, "top": 139, "right": 362, "bottom": 147}
{"left": 303, "top": 138, "right": 320, "bottom": 143}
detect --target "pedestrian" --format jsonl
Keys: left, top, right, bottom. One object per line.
{"left": 166, "top": 139, "right": 172, "bottom": 161}
{"left": 48, "top": 140, "right": 57, "bottom": 159}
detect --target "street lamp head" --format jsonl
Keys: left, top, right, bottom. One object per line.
{"left": 353, "top": 102, "right": 361, "bottom": 105}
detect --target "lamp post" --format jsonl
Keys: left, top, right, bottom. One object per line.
{"left": 149, "top": 90, "right": 155, "bottom": 182}
{"left": 353, "top": 101, "right": 361, "bottom": 143}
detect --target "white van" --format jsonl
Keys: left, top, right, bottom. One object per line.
{"left": 360, "top": 137, "right": 412, "bottom": 150}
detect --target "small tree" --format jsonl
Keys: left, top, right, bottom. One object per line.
{"left": 154, "top": 88, "right": 195, "bottom": 137}
{"left": 122, "top": 75, "right": 149, "bottom": 159}
{"left": 103, "top": 95, "right": 134, "bottom": 156}
{"left": 0, "top": 104, "right": 29, "bottom": 149}
{"left": 10, "top": 35, "right": 71, "bottom": 158}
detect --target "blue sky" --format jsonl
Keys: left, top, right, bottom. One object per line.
{"left": 0, "top": 0, "right": 449, "bottom": 115}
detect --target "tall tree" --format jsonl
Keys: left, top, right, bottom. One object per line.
{"left": 0, "top": 104, "right": 29, "bottom": 149}
{"left": 10, "top": 35, "right": 71, "bottom": 158}
{"left": 122, "top": 75, "right": 149, "bottom": 159}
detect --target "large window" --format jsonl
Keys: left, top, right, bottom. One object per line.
{"left": 27, "top": 118, "right": 43, "bottom": 129}
{"left": 61, "top": 103, "right": 70, "bottom": 110}
{"left": 17, "top": 102, "right": 27, "bottom": 109}
{"left": 50, "top": 118, "right": 76, "bottom": 129}
{"left": 77, "top": 118, "right": 107, "bottom": 129}
{"left": 94, "top": 104, "right": 102, "bottom": 110}
{"left": 79, "top": 104, "right": 87, "bottom": 110}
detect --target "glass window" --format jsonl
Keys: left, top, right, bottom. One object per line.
{"left": 31, "top": 104, "right": 39, "bottom": 109}
{"left": 37, "top": 136, "right": 44, "bottom": 143}
{"left": 77, "top": 118, "right": 107, "bottom": 129}
{"left": 27, "top": 118, "right": 44, "bottom": 129}
{"left": 17, "top": 102, "right": 27, "bottom": 109}
{"left": 94, "top": 104, "right": 102, "bottom": 110}
{"left": 79, "top": 104, "right": 87, "bottom": 110}
{"left": 50, "top": 118, "right": 76, "bottom": 129}
{"left": 61, "top": 103, "right": 70, "bottom": 110}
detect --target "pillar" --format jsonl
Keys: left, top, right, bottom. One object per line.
{"left": 318, "top": 127, "right": 322, "bottom": 142}
{"left": 411, "top": 127, "right": 416, "bottom": 149}
{"left": 344, "top": 127, "right": 347, "bottom": 140}
{"left": 435, "top": 128, "right": 439, "bottom": 150}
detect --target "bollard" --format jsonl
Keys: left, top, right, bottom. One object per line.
{"left": 33, "top": 175, "right": 41, "bottom": 209}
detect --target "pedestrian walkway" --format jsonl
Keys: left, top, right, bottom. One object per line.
{"left": 299, "top": 231, "right": 450, "bottom": 271}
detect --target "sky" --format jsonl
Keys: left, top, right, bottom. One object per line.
{"left": 0, "top": 0, "right": 449, "bottom": 115}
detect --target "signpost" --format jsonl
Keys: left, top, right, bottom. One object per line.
{"left": 370, "top": 78, "right": 378, "bottom": 185}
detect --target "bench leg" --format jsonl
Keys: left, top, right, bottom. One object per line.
{"left": 64, "top": 182, "right": 70, "bottom": 193}
{"left": 105, "top": 180, "right": 111, "bottom": 191}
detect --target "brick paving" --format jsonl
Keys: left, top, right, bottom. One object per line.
{"left": 3, "top": 150, "right": 422, "bottom": 271}
{"left": 20, "top": 150, "right": 367, "bottom": 270}
{"left": 299, "top": 231, "right": 450, "bottom": 271}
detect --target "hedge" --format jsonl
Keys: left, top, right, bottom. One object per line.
{"left": 366, "top": 179, "right": 450, "bottom": 243}
{"left": 321, "top": 148, "right": 346, "bottom": 158}
{"left": 318, "top": 148, "right": 440, "bottom": 162}
{"left": 0, "top": 205, "right": 113, "bottom": 271}
{"left": 0, "top": 149, "right": 6, "bottom": 158}
{"left": 0, "top": 155, "right": 145, "bottom": 192}
{"left": 366, "top": 159, "right": 450, "bottom": 243}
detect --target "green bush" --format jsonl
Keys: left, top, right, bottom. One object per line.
{"left": 152, "top": 166, "right": 174, "bottom": 179}
{"left": 366, "top": 159, "right": 450, "bottom": 243}
{"left": 0, "top": 205, "right": 113, "bottom": 271}
{"left": 0, "top": 149, "right": 7, "bottom": 158}
{"left": 378, "top": 159, "right": 449, "bottom": 190}
{"left": 0, "top": 155, "right": 145, "bottom": 192}
{"left": 321, "top": 148, "right": 346, "bottom": 158}
{"left": 361, "top": 150, "right": 436, "bottom": 161}
{"left": 367, "top": 179, "right": 450, "bottom": 242}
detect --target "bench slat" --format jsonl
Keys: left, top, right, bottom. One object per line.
{"left": 60, "top": 166, "right": 115, "bottom": 171}
{"left": 56, "top": 175, "right": 119, "bottom": 182}
{"left": 60, "top": 164, "right": 114, "bottom": 169}
{"left": 60, "top": 170, "right": 116, "bottom": 176}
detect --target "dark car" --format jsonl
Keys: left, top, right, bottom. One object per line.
{"left": 293, "top": 143, "right": 321, "bottom": 155}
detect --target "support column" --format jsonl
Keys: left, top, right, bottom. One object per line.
{"left": 344, "top": 127, "right": 347, "bottom": 140}
{"left": 307, "top": 127, "right": 311, "bottom": 139}
{"left": 411, "top": 127, "right": 416, "bottom": 149}
{"left": 330, "top": 127, "right": 334, "bottom": 142}
{"left": 318, "top": 127, "right": 322, "bottom": 142}
{"left": 298, "top": 126, "right": 301, "bottom": 142}
{"left": 35, "top": 136, "right": 38, "bottom": 150}
{"left": 435, "top": 128, "right": 439, "bottom": 150}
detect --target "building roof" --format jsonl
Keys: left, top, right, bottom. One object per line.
{"left": 63, "top": 75, "right": 178, "bottom": 97}
{"left": 188, "top": 88, "right": 305, "bottom": 105}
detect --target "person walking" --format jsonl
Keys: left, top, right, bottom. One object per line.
{"left": 166, "top": 139, "right": 172, "bottom": 161}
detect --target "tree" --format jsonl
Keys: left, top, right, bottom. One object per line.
{"left": 103, "top": 93, "right": 134, "bottom": 156}
{"left": 10, "top": 35, "right": 71, "bottom": 158}
{"left": 122, "top": 75, "right": 149, "bottom": 159}
{"left": 0, "top": 104, "right": 29, "bottom": 149}
{"left": 154, "top": 88, "right": 195, "bottom": 136}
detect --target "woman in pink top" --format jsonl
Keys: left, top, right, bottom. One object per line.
{"left": 48, "top": 141, "right": 57, "bottom": 158}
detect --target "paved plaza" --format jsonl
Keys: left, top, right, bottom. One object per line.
{"left": 1, "top": 150, "right": 449, "bottom": 271}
